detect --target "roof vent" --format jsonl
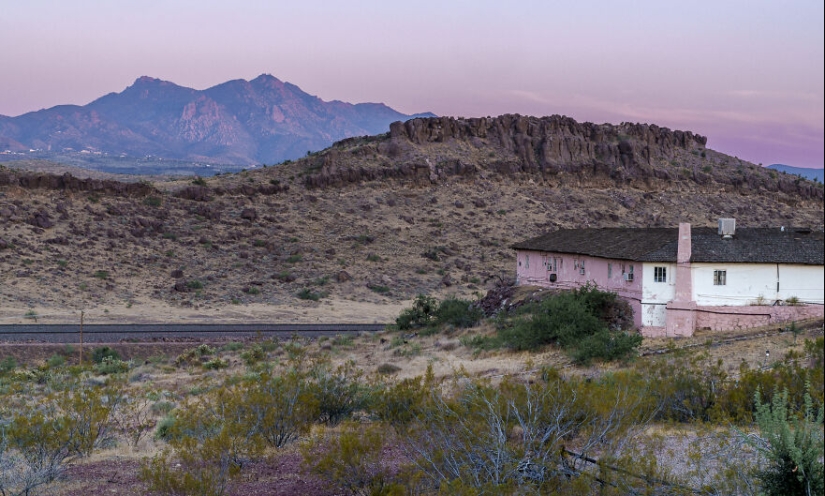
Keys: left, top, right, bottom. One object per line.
{"left": 718, "top": 218, "right": 736, "bottom": 239}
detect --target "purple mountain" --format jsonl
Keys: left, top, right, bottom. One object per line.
{"left": 0, "top": 75, "right": 435, "bottom": 165}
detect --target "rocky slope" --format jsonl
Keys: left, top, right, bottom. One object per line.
{"left": 0, "top": 115, "right": 822, "bottom": 322}
{"left": 0, "top": 75, "right": 434, "bottom": 166}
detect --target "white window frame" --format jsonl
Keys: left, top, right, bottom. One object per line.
{"left": 654, "top": 266, "right": 667, "bottom": 283}
{"left": 713, "top": 269, "right": 726, "bottom": 286}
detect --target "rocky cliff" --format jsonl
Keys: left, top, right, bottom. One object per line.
{"left": 303, "top": 115, "right": 822, "bottom": 201}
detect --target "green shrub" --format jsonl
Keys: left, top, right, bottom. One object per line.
{"left": 93, "top": 270, "right": 109, "bottom": 279}
{"left": 221, "top": 342, "right": 244, "bottom": 352}
{"left": 396, "top": 294, "right": 438, "bottom": 330}
{"left": 91, "top": 346, "right": 120, "bottom": 364}
{"left": 297, "top": 288, "right": 325, "bottom": 301}
{"left": 286, "top": 254, "right": 303, "bottom": 264}
{"left": 240, "top": 345, "right": 266, "bottom": 366}
{"left": 749, "top": 384, "right": 824, "bottom": 496}
{"left": 376, "top": 363, "right": 402, "bottom": 375}
{"left": 434, "top": 297, "right": 482, "bottom": 329}
{"left": 497, "top": 285, "right": 640, "bottom": 363}
{"left": 203, "top": 357, "right": 229, "bottom": 370}
{"left": 186, "top": 279, "right": 204, "bottom": 290}
{"left": 571, "top": 329, "right": 643, "bottom": 366}
{"left": 46, "top": 354, "right": 66, "bottom": 368}
{"left": 95, "top": 356, "right": 129, "bottom": 375}
{"left": 143, "top": 196, "right": 162, "bottom": 207}
{"left": 0, "top": 356, "right": 16, "bottom": 374}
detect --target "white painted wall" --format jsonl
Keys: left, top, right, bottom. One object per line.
{"left": 778, "top": 264, "right": 825, "bottom": 304}
{"left": 641, "top": 262, "right": 675, "bottom": 326}
{"left": 691, "top": 263, "right": 824, "bottom": 306}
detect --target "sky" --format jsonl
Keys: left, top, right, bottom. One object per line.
{"left": 1, "top": 0, "right": 822, "bottom": 168}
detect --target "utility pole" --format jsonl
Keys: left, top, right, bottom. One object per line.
{"left": 79, "top": 310, "right": 84, "bottom": 365}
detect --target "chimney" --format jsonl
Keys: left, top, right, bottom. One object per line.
{"left": 718, "top": 218, "right": 736, "bottom": 239}
{"left": 674, "top": 223, "right": 692, "bottom": 301}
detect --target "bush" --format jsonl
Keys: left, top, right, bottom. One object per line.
{"left": 749, "top": 384, "right": 824, "bottom": 496}
{"left": 91, "top": 346, "right": 120, "bottom": 364}
{"left": 434, "top": 297, "right": 483, "bottom": 330}
{"left": 396, "top": 295, "right": 438, "bottom": 331}
{"left": 95, "top": 356, "right": 129, "bottom": 375}
{"left": 240, "top": 345, "right": 265, "bottom": 365}
{"left": 297, "top": 288, "right": 325, "bottom": 301}
{"left": 203, "top": 358, "right": 229, "bottom": 370}
{"left": 497, "top": 285, "right": 641, "bottom": 363}
{"left": 308, "top": 361, "right": 370, "bottom": 425}
{"left": 0, "top": 356, "right": 16, "bottom": 374}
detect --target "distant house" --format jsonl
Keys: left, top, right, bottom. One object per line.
{"left": 512, "top": 220, "right": 824, "bottom": 337}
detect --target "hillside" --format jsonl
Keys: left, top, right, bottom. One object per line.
{"left": 0, "top": 74, "right": 434, "bottom": 169}
{"left": 1, "top": 114, "right": 822, "bottom": 324}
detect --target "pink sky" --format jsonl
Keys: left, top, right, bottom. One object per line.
{"left": 1, "top": 1, "right": 822, "bottom": 168}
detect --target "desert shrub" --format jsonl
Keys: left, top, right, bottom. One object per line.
{"left": 46, "top": 354, "right": 66, "bottom": 368}
{"left": 640, "top": 352, "right": 727, "bottom": 423}
{"left": 152, "top": 401, "right": 176, "bottom": 415}
{"left": 395, "top": 294, "right": 438, "bottom": 331}
{"left": 186, "top": 279, "right": 204, "bottom": 290}
{"left": 0, "top": 409, "right": 74, "bottom": 495}
{"left": 711, "top": 345, "right": 824, "bottom": 423}
{"left": 297, "top": 288, "right": 326, "bottom": 301}
{"left": 175, "top": 344, "right": 216, "bottom": 367}
{"left": 203, "top": 357, "right": 229, "bottom": 370}
{"left": 302, "top": 422, "right": 400, "bottom": 496}
{"left": 95, "top": 356, "right": 129, "bottom": 375}
{"left": 387, "top": 370, "right": 650, "bottom": 493}
{"left": 571, "top": 329, "right": 643, "bottom": 366}
{"left": 377, "top": 363, "right": 402, "bottom": 375}
{"left": 0, "top": 356, "right": 16, "bottom": 374}
{"left": 747, "top": 383, "right": 824, "bottom": 496}
{"left": 155, "top": 415, "right": 176, "bottom": 440}
{"left": 240, "top": 345, "right": 265, "bottom": 365}
{"left": 496, "top": 286, "right": 641, "bottom": 364}
{"left": 57, "top": 384, "right": 123, "bottom": 457}
{"left": 220, "top": 342, "right": 244, "bottom": 352}
{"left": 434, "top": 297, "right": 483, "bottom": 330}
{"left": 93, "top": 270, "right": 109, "bottom": 279}
{"left": 308, "top": 360, "right": 371, "bottom": 425}
{"left": 143, "top": 196, "right": 162, "bottom": 207}
{"left": 91, "top": 346, "right": 120, "bottom": 364}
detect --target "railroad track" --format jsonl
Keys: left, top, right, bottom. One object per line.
{"left": 0, "top": 323, "right": 389, "bottom": 344}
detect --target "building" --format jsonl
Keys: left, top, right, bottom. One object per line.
{"left": 512, "top": 220, "right": 824, "bottom": 337}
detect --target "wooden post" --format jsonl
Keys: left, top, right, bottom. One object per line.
{"left": 79, "top": 310, "right": 84, "bottom": 365}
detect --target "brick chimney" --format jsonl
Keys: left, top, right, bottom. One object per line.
{"left": 666, "top": 222, "right": 696, "bottom": 336}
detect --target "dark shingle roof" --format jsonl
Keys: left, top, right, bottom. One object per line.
{"left": 512, "top": 227, "right": 824, "bottom": 265}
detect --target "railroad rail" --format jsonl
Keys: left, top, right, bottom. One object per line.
{"left": 0, "top": 323, "right": 389, "bottom": 344}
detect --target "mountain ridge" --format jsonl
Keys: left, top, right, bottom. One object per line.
{"left": 0, "top": 75, "right": 435, "bottom": 167}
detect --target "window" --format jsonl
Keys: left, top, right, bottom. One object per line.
{"left": 579, "top": 260, "right": 586, "bottom": 275}
{"left": 608, "top": 263, "right": 612, "bottom": 279}
{"left": 654, "top": 266, "right": 667, "bottom": 283}
{"left": 713, "top": 270, "right": 726, "bottom": 286}
{"left": 525, "top": 255, "right": 529, "bottom": 269}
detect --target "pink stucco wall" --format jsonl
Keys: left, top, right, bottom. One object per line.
{"left": 515, "top": 250, "right": 644, "bottom": 327}
{"left": 694, "top": 304, "right": 824, "bottom": 331}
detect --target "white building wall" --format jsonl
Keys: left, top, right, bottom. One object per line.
{"left": 641, "top": 262, "right": 676, "bottom": 326}
{"left": 691, "top": 263, "right": 824, "bottom": 306}
{"left": 777, "top": 264, "right": 825, "bottom": 304}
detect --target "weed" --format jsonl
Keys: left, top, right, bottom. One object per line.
{"left": 286, "top": 254, "right": 303, "bottom": 264}
{"left": 93, "top": 270, "right": 109, "bottom": 279}
{"left": 143, "top": 196, "right": 162, "bottom": 207}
